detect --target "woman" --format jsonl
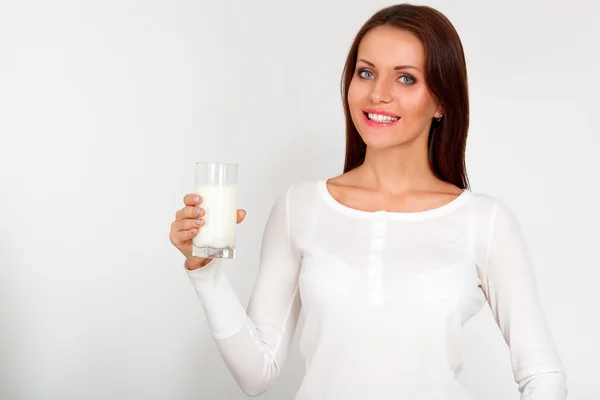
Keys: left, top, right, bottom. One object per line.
{"left": 169, "top": 4, "right": 567, "bottom": 399}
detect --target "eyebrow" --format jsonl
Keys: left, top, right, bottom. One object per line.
{"left": 357, "top": 58, "right": 422, "bottom": 72}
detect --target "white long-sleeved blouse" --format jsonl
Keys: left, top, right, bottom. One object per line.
{"left": 185, "top": 179, "right": 567, "bottom": 399}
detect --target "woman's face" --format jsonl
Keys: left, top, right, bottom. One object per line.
{"left": 347, "top": 25, "right": 442, "bottom": 149}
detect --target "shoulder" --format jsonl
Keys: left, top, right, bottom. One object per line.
{"left": 466, "top": 191, "right": 528, "bottom": 269}
{"left": 463, "top": 189, "right": 516, "bottom": 218}
{"left": 287, "top": 179, "right": 324, "bottom": 198}
{"left": 272, "top": 179, "right": 324, "bottom": 209}
{"left": 270, "top": 180, "right": 324, "bottom": 238}
{"left": 464, "top": 190, "right": 525, "bottom": 244}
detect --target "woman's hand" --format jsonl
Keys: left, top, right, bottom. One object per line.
{"left": 169, "top": 193, "right": 246, "bottom": 270}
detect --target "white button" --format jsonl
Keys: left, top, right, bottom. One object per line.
{"left": 370, "top": 280, "right": 382, "bottom": 291}
{"left": 367, "top": 253, "right": 381, "bottom": 264}
{"left": 368, "top": 267, "right": 380, "bottom": 278}
{"left": 368, "top": 267, "right": 382, "bottom": 287}
{"left": 372, "top": 222, "right": 387, "bottom": 236}
{"left": 369, "top": 237, "right": 386, "bottom": 252}
{"left": 369, "top": 290, "right": 384, "bottom": 305}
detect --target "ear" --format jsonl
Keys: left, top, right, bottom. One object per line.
{"left": 434, "top": 104, "right": 444, "bottom": 118}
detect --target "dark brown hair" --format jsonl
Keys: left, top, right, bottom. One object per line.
{"left": 341, "top": 4, "right": 470, "bottom": 190}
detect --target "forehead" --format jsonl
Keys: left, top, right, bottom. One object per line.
{"left": 357, "top": 25, "right": 425, "bottom": 69}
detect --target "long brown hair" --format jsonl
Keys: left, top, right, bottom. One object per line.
{"left": 341, "top": 4, "right": 470, "bottom": 190}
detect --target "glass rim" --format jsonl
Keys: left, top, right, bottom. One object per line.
{"left": 195, "top": 162, "right": 238, "bottom": 167}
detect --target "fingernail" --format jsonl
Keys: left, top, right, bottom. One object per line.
{"left": 196, "top": 208, "right": 201, "bottom": 216}
{"left": 193, "top": 196, "right": 200, "bottom": 203}
{"left": 195, "top": 219, "right": 201, "bottom": 225}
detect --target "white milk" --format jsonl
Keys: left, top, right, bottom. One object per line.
{"left": 192, "top": 184, "right": 238, "bottom": 250}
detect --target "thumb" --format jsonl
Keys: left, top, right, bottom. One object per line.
{"left": 237, "top": 209, "right": 246, "bottom": 224}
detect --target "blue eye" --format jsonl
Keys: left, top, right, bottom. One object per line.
{"left": 358, "top": 69, "right": 374, "bottom": 79}
{"left": 399, "top": 75, "right": 416, "bottom": 84}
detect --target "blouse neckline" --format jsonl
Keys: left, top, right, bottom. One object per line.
{"left": 319, "top": 179, "right": 473, "bottom": 220}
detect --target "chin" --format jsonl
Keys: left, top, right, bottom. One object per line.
{"left": 361, "top": 127, "right": 422, "bottom": 150}
{"left": 359, "top": 133, "right": 399, "bottom": 149}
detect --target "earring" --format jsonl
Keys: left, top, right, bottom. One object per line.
{"left": 436, "top": 114, "right": 443, "bottom": 122}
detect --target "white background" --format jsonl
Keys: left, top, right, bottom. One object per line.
{"left": 1, "top": 0, "right": 598, "bottom": 399}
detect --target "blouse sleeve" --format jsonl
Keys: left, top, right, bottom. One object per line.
{"left": 479, "top": 199, "right": 568, "bottom": 400}
{"left": 185, "top": 184, "right": 303, "bottom": 397}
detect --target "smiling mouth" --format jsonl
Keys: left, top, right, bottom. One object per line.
{"left": 362, "top": 111, "right": 400, "bottom": 124}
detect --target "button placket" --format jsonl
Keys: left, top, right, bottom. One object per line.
{"left": 367, "top": 217, "right": 388, "bottom": 305}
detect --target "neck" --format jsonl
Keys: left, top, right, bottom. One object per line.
{"left": 354, "top": 133, "right": 439, "bottom": 195}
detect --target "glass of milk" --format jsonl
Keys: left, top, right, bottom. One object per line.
{"left": 192, "top": 162, "right": 238, "bottom": 259}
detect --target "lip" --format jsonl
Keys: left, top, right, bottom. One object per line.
{"left": 362, "top": 108, "right": 401, "bottom": 127}
{"left": 362, "top": 108, "right": 400, "bottom": 118}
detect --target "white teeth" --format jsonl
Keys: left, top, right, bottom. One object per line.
{"left": 367, "top": 113, "right": 398, "bottom": 122}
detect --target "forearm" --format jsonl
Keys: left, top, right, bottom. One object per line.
{"left": 185, "top": 257, "right": 301, "bottom": 397}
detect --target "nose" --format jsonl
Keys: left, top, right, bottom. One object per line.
{"left": 369, "top": 78, "right": 393, "bottom": 104}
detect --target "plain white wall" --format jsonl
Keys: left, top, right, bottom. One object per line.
{"left": 1, "top": 0, "right": 598, "bottom": 399}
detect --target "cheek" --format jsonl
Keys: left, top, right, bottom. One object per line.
{"left": 347, "top": 79, "right": 363, "bottom": 108}
{"left": 347, "top": 79, "right": 366, "bottom": 122}
{"left": 401, "top": 88, "right": 436, "bottom": 118}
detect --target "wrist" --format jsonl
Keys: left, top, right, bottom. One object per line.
{"left": 185, "top": 257, "right": 213, "bottom": 271}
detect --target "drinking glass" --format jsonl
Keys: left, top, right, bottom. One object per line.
{"left": 192, "top": 162, "right": 238, "bottom": 259}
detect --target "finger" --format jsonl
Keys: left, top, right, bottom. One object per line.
{"left": 176, "top": 205, "right": 204, "bottom": 221}
{"left": 170, "top": 226, "right": 196, "bottom": 246}
{"left": 180, "top": 227, "right": 199, "bottom": 243}
{"left": 236, "top": 209, "right": 246, "bottom": 224}
{"left": 184, "top": 194, "right": 202, "bottom": 206}
{"left": 172, "top": 218, "right": 204, "bottom": 232}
